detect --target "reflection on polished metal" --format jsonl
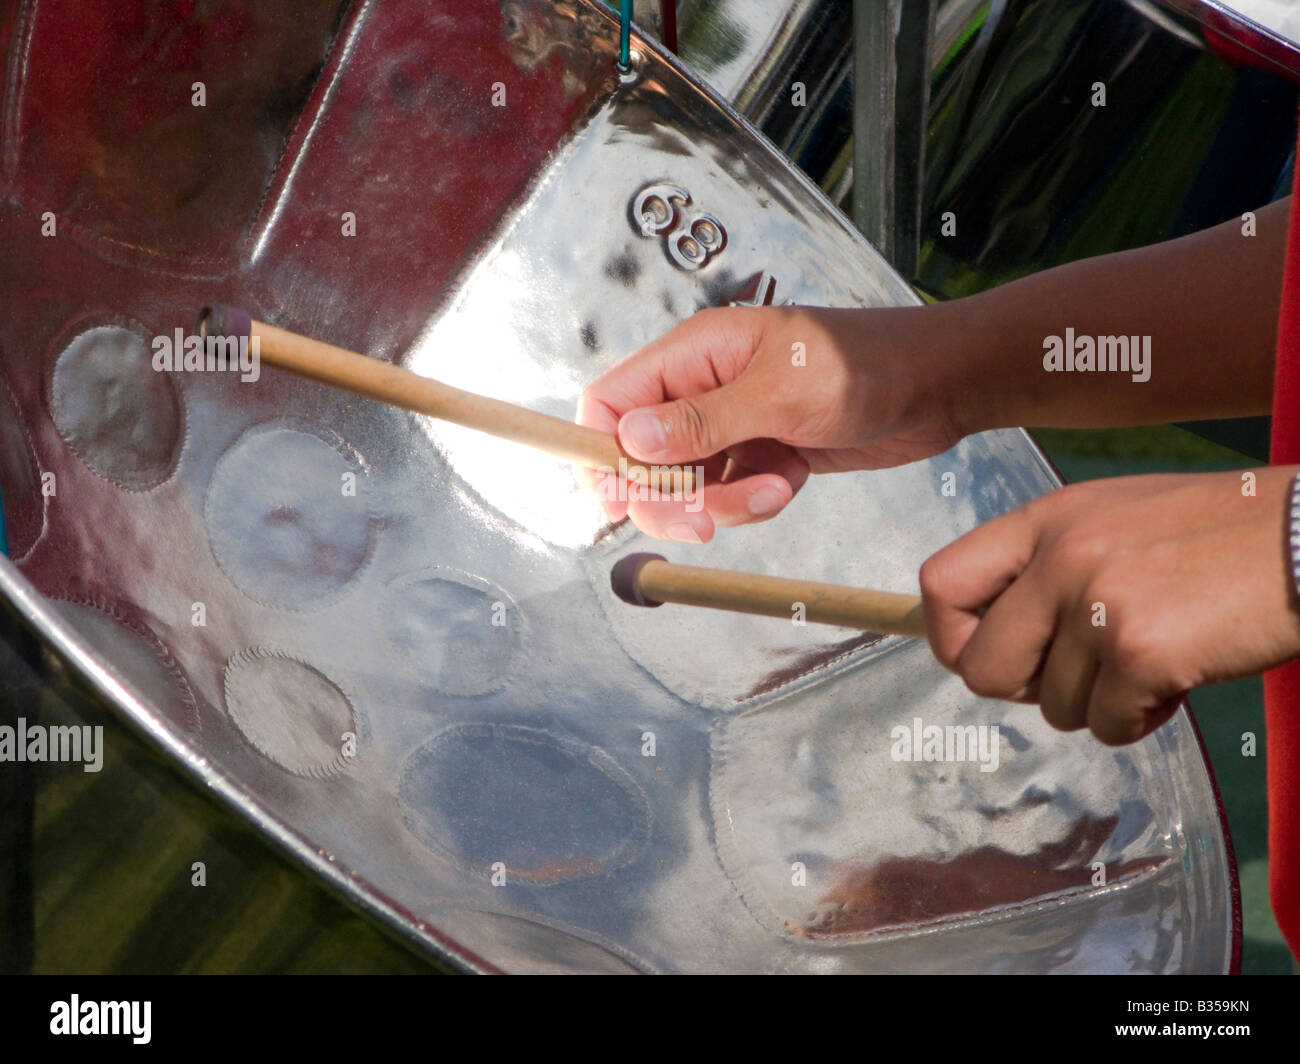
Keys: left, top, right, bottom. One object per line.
{"left": 673, "top": 0, "right": 985, "bottom": 268}
{"left": 1165, "top": 0, "right": 1300, "bottom": 72}
{"left": 0, "top": 0, "right": 1234, "bottom": 972}
{"left": 851, "top": 0, "right": 932, "bottom": 276}
{"left": 680, "top": 0, "right": 1299, "bottom": 302}
{"left": 918, "top": 0, "right": 1299, "bottom": 301}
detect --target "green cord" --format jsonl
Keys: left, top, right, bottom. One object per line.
{"left": 619, "top": 0, "right": 632, "bottom": 70}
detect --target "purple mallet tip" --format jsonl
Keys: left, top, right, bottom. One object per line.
{"left": 610, "top": 553, "right": 667, "bottom": 607}
{"left": 196, "top": 303, "right": 252, "bottom": 342}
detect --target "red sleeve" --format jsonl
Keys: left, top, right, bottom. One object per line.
{"left": 1265, "top": 129, "right": 1300, "bottom": 962}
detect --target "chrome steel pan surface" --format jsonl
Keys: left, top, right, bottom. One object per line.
{"left": 0, "top": 0, "right": 1236, "bottom": 972}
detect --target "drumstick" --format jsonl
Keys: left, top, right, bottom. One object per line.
{"left": 610, "top": 553, "right": 927, "bottom": 638}
{"left": 196, "top": 305, "right": 693, "bottom": 493}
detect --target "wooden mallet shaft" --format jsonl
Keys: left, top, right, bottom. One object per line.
{"left": 610, "top": 553, "right": 927, "bottom": 637}
{"left": 197, "top": 305, "right": 693, "bottom": 493}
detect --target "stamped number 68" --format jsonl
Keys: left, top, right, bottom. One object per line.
{"left": 632, "top": 183, "right": 727, "bottom": 272}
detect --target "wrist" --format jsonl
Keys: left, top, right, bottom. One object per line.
{"left": 898, "top": 298, "right": 1016, "bottom": 440}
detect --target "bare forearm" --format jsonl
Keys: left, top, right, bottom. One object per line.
{"left": 915, "top": 197, "right": 1289, "bottom": 434}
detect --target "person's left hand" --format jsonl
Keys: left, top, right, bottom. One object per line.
{"left": 919, "top": 466, "right": 1300, "bottom": 745}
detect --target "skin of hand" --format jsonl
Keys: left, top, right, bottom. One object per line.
{"left": 919, "top": 466, "right": 1300, "bottom": 744}
{"left": 576, "top": 304, "right": 964, "bottom": 542}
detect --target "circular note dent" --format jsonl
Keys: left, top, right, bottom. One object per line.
{"left": 50, "top": 323, "right": 183, "bottom": 490}
{"left": 223, "top": 645, "right": 357, "bottom": 778}
{"left": 52, "top": 596, "right": 199, "bottom": 734}
{"left": 384, "top": 568, "right": 524, "bottom": 696}
{"left": 205, "top": 423, "right": 375, "bottom": 610}
{"left": 398, "top": 723, "right": 651, "bottom": 883}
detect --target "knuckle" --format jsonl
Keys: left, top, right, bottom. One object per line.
{"left": 1041, "top": 701, "right": 1086, "bottom": 733}
{"left": 1046, "top": 527, "right": 1105, "bottom": 572}
{"left": 1079, "top": 577, "right": 1118, "bottom": 624}
{"left": 917, "top": 555, "right": 948, "bottom": 603}
{"left": 927, "top": 628, "right": 963, "bottom": 673}
{"left": 1107, "top": 620, "right": 1162, "bottom": 679}
{"left": 669, "top": 396, "right": 712, "bottom": 454}
{"left": 1080, "top": 572, "right": 1112, "bottom": 603}
{"left": 574, "top": 386, "right": 609, "bottom": 428}
{"left": 1039, "top": 691, "right": 1086, "bottom": 732}
{"left": 963, "top": 670, "right": 1014, "bottom": 701}
{"left": 1113, "top": 624, "right": 1195, "bottom": 698}
{"left": 1092, "top": 706, "right": 1149, "bottom": 747}
{"left": 957, "top": 649, "right": 1017, "bottom": 700}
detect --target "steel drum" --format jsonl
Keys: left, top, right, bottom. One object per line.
{"left": 0, "top": 0, "right": 1236, "bottom": 972}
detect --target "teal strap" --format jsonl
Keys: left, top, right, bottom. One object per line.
{"left": 619, "top": 0, "right": 632, "bottom": 70}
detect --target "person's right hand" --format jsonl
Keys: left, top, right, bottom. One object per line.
{"left": 577, "top": 304, "right": 966, "bottom": 542}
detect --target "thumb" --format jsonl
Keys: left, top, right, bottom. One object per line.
{"left": 618, "top": 382, "right": 767, "bottom": 463}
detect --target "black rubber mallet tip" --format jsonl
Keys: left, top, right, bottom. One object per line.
{"left": 610, "top": 553, "right": 667, "bottom": 608}
{"left": 196, "top": 303, "right": 252, "bottom": 343}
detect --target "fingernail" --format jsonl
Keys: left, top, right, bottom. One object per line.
{"left": 622, "top": 411, "right": 667, "bottom": 457}
{"left": 748, "top": 487, "right": 787, "bottom": 516}
{"left": 666, "top": 521, "right": 704, "bottom": 544}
